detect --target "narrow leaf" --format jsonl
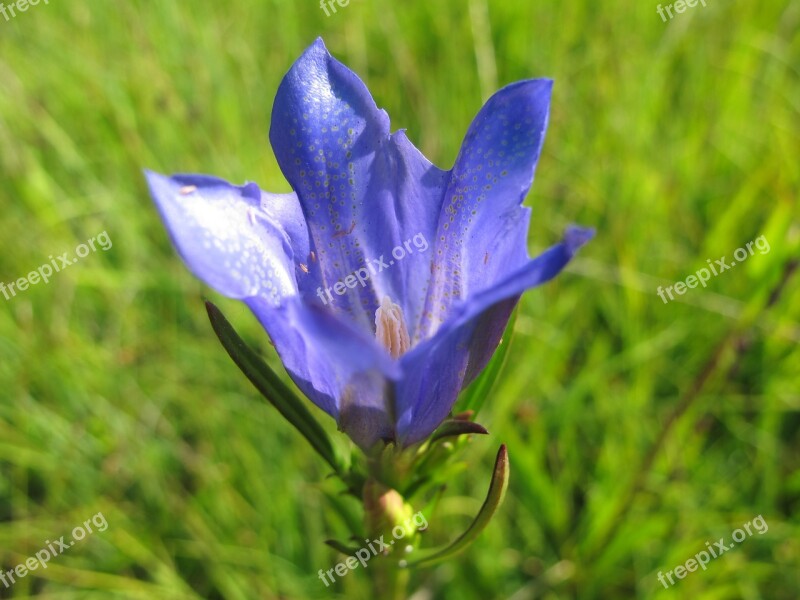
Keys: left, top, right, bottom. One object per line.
{"left": 457, "top": 309, "right": 517, "bottom": 416}
{"left": 324, "top": 539, "right": 360, "bottom": 555}
{"left": 404, "top": 444, "right": 510, "bottom": 568}
{"left": 205, "top": 301, "right": 342, "bottom": 475}
{"left": 429, "top": 419, "right": 489, "bottom": 444}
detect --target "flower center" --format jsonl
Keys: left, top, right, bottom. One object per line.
{"left": 375, "top": 296, "right": 410, "bottom": 360}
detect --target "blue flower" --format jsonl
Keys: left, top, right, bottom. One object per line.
{"left": 145, "top": 38, "right": 592, "bottom": 450}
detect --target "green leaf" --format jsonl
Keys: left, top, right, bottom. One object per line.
{"left": 403, "top": 444, "right": 510, "bottom": 568}
{"left": 205, "top": 301, "right": 343, "bottom": 476}
{"left": 456, "top": 309, "right": 517, "bottom": 416}
{"left": 324, "top": 539, "right": 360, "bottom": 555}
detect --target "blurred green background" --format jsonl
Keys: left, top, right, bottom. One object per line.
{"left": 1, "top": 0, "right": 798, "bottom": 598}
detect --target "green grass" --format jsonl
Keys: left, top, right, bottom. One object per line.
{"left": 1, "top": 0, "right": 798, "bottom": 598}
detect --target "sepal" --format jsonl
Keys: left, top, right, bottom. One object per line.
{"left": 403, "top": 444, "right": 510, "bottom": 567}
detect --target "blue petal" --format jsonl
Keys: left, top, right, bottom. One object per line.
{"left": 270, "top": 38, "right": 447, "bottom": 338}
{"left": 145, "top": 171, "right": 302, "bottom": 305}
{"left": 419, "top": 79, "right": 554, "bottom": 339}
{"left": 396, "top": 227, "right": 593, "bottom": 446}
{"left": 246, "top": 296, "right": 399, "bottom": 449}
{"left": 146, "top": 170, "right": 400, "bottom": 448}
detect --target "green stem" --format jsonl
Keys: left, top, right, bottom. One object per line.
{"left": 363, "top": 477, "right": 415, "bottom": 598}
{"left": 373, "top": 556, "right": 409, "bottom": 600}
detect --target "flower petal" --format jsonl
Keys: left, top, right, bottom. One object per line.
{"left": 146, "top": 169, "right": 400, "bottom": 448}
{"left": 246, "top": 296, "right": 400, "bottom": 449}
{"left": 145, "top": 170, "right": 302, "bottom": 306}
{"left": 419, "top": 79, "right": 554, "bottom": 339}
{"left": 270, "top": 38, "right": 447, "bottom": 338}
{"left": 396, "top": 227, "right": 593, "bottom": 446}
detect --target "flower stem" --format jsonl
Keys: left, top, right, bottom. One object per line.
{"left": 373, "top": 557, "right": 409, "bottom": 600}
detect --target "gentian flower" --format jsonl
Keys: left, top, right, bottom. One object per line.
{"left": 145, "top": 38, "right": 592, "bottom": 451}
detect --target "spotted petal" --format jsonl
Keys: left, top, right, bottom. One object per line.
{"left": 396, "top": 227, "right": 593, "bottom": 446}
{"left": 145, "top": 171, "right": 400, "bottom": 448}
{"left": 419, "top": 79, "right": 553, "bottom": 339}
{"left": 145, "top": 171, "right": 300, "bottom": 305}
{"left": 270, "top": 38, "right": 447, "bottom": 338}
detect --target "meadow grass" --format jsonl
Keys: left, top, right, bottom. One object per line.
{"left": 0, "top": 0, "right": 798, "bottom": 598}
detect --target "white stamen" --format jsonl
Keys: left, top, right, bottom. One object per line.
{"left": 375, "top": 296, "right": 410, "bottom": 359}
